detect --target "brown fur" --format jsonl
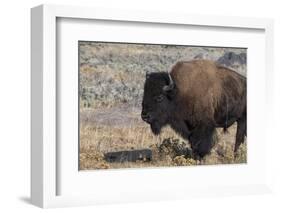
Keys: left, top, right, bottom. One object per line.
{"left": 171, "top": 60, "right": 246, "bottom": 129}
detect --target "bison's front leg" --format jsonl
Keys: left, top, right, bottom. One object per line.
{"left": 189, "top": 125, "right": 215, "bottom": 159}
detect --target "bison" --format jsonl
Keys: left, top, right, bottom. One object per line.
{"left": 141, "top": 59, "right": 246, "bottom": 159}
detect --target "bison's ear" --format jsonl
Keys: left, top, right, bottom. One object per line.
{"left": 163, "top": 74, "right": 177, "bottom": 100}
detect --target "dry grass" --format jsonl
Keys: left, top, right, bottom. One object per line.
{"left": 79, "top": 121, "right": 247, "bottom": 170}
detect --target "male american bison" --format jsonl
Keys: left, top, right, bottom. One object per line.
{"left": 141, "top": 59, "right": 246, "bottom": 159}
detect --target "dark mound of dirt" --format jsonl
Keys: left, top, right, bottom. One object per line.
{"left": 158, "top": 138, "right": 193, "bottom": 158}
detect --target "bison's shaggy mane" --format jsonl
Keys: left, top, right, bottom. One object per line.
{"left": 170, "top": 60, "right": 246, "bottom": 127}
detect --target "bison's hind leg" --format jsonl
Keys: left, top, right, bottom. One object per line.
{"left": 234, "top": 118, "right": 246, "bottom": 153}
{"left": 189, "top": 126, "right": 215, "bottom": 159}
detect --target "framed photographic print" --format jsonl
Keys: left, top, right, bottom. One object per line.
{"left": 31, "top": 4, "right": 274, "bottom": 208}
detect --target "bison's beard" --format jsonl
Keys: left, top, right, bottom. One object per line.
{"left": 150, "top": 121, "right": 162, "bottom": 135}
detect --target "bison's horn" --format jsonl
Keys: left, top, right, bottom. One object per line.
{"left": 163, "top": 73, "right": 174, "bottom": 92}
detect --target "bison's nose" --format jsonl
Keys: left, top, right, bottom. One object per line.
{"left": 141, "top": 111, "right": 151, "bottom": 122}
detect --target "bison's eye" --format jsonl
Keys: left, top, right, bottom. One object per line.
{"left": 155, "top": 95, "right": 164, "bottom": 102}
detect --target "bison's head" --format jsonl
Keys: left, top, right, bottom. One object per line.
{"left": 141, "top": 72, "right": 177, "bottom": 135}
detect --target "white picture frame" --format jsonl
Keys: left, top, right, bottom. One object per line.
{"left": 31, "top": 4, "right": 274, "bottom": 208}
